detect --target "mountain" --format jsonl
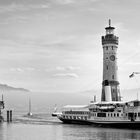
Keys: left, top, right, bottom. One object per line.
{"left": 0, "top": 84, "right": 30, "bottom": 92}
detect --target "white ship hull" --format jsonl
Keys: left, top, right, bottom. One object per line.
{"left": 58, "top": 116, "right": 140, "bottom": 129}
{"left": 55, "top": 100, "right": 140, "bottom": 129}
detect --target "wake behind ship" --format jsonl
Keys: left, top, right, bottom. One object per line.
{"left": 52, "top": 20, "right": 140, "bottom": 129}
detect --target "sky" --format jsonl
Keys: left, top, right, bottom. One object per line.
{"left": 0, "top": 0, "right": 140, "bottom": 94}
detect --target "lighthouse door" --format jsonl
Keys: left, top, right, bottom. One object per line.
{"left": 128, "top": 113, "right": 135, "bottom": 122}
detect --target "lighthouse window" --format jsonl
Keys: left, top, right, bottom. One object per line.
{"left": 106, "top": 65, "right": 108, "bottom": 70}
{"left": 112, "top": 75, "right": 114, "bottom": 79}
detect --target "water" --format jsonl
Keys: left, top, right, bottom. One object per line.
{"left": 1, "top": 113, "right": 140, "bottom": 140}
{"left": 1, "top": 91, "right": 140, "bottom": 140}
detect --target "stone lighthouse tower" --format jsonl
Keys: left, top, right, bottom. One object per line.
{"left": 101, "top": 20, "right": 121, "bottom": 102}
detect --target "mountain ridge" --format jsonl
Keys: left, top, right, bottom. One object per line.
{"left": 0, "top": 84, "right": 30, "bottom": 92}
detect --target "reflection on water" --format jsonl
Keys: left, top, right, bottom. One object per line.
{"left": 0, "top": 124, "right": 4, "bottom": 140}
{"left": 0, "top": 114, "right": 140, "bottom": 140}
{"left": 62, "top": 125, "right": 140, "bottom": 140}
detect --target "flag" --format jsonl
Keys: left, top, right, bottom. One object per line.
{"left": 129, "top": 72, "right": 140, "bottom": 78}
{"left": 129, "top": 73, "right": 134, "bottom": 78}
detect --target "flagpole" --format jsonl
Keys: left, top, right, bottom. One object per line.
{"left": 129, "top": 72, "right": 140, "bottom": 100}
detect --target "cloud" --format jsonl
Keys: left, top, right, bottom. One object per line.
{"left": 125, "top": 62, "right": 140, "bottom": 66}
{"left": 10, "top": 68, "right": 24, "bottom": 73}
{"left": 55, "top": 0, "right": 100, "bottom": 5}
{"left": 0, "top": 3, "right": 49, "bottom": 13}
{"left": 56, "top": 66, "right": 80, "bottom": 71}
{"left": 66, "top": 66, "right": 80, "bottom": 71}
{"left": 55, "top": 0, "right": 75, "bottom": 5}
{"left": 53, "top": 73, "right": 79, "bottom": 78}
{"left": 10, "top": 67, "right": 35, "bottom": 72}
{"left": 56, "top": 66, "right": 66, "bottom": 71}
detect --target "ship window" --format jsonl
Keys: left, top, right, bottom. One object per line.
{"left": 138, "top": 113, "right": 140, "bottom": 117}
{"left": 97, "top": 113, "right": 106, "bottom": 117}
{"left": 114, "top": 113, "right": 116, "bottom": 117}
{"left": 106, "top": 46, "right": 108, "bottom": 50}
{"left": 112, "top": 46, "right": 113, "bottom": 50}
{"left": 134, "top": 101, "right": 140, "bottom": 106}
{"left": 117, "top": 113, "right": 119, "bottom": 117}
{"left": 111, "top": 113, "right": 112, "bottom": 117}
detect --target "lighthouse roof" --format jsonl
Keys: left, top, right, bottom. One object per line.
{"left": 105, "top": 26, "right": 115, "bottom": 30}
{"left": 105, "top": 19, "right": 115, "bottom": 30}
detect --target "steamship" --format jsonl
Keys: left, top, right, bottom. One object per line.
{"left": 53, "top": 20, "right": 140, "bottom": 128}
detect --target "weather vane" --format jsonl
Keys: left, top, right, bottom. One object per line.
{"left": 109, "top": 19, "right": 111, "bottom": 27}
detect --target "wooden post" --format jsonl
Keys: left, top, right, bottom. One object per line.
{"left": 7, "top": 110, "right": 9, "bottom": 122}
{"left": 10, "top": 110, "right": 12, "bottom": 122}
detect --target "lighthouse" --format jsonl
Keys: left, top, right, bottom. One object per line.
{"left": 101, "top": 20, "right": 121, "bottom": 102}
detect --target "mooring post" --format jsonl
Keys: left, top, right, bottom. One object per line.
{"left": 10, "top": 110, "right": 12, "bottom": 122}
{"left": 7, "top": 110, "right": 9, "bottom": 122}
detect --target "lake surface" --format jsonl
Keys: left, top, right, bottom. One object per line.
{"left": 1, "top": 112, "right": 140, "bottom": 140}
{"left": 1, "top": 91, "right": 140, "bottom": 140}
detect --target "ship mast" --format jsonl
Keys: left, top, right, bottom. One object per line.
{"left": 27, "top": 97, "right": 32, "bottom": 116}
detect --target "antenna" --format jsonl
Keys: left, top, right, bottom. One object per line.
{"left": 29, "top": 97, "right": 31, "bottom": 113}
{"left": 137, "top": 92, "right": 139, "bottom": 100}
{"left": 109, "top": 19, "right": 111, "bottom": 27}
{"left": 94, "top": 95, "right": 96, "bottom": 102}
{"left": 2, "top": 94, "right": 3, "bottom": 101}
